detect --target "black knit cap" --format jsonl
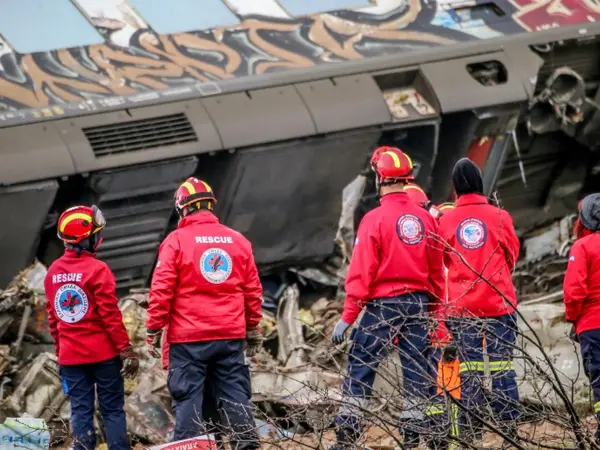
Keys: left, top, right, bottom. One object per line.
{"left": 452, "top": 157, "right": 484, "bottom": 196}
{"left": 580, "top": 193, "right": 600, "bottom": 232}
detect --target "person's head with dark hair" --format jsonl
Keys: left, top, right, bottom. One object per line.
{"left": 579, "top": 193, "right": 600, "bottom": 232}
{"left": 452, "top": 157, "right": 484, "bottom": 197}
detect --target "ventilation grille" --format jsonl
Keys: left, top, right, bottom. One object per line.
{"left": 83, "top": 113, "right": 198, "bottom": 157}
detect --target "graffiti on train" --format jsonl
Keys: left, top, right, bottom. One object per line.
{"left": 0, "top": 0, "right": 597, "bottom": 111}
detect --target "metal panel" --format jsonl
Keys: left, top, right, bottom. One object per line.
{"left": 215, "top": 129, "right": 381, "bottom": 267}
{"left": 202, "top": 86, "right": 315, "bottom": 148}
{"left": 420, "top": 52, "right": 530, "bottom": 113}
{"left": 0, "top": 180, "right": 58, "bottom": 288}
{"left": 58, "top": 101, "right": 221, "bottom": 173}
{"left": 0, "top": 124, "right": 75, "bottom": 185}
{"left": 296, "top": 75, "right": 391, "bottom": 133}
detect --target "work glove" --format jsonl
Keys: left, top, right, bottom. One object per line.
{"left": 146, "top": 328, "right": 162, "bottom": 359}
{"left": 120, "top": 346, "right": 140, "bottom": 379}
{"left": 442, "top": 343, "right": 459, "bottom": 363}
{"left": 332, "top": 319, "right": 351, "bottom": 345}
{"left": 569, "top": 325, "right": 579, "bottom": 343}
{"left": 245, "top": 326, "right": 264, "bottom": 357}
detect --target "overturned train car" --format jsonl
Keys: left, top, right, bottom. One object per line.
{"left": 1, "top": 0, "right": 600, "bottom": 290}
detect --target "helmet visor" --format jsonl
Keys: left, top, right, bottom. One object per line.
{"left": 92, "top": 205, "right": 106, "bottom": 230}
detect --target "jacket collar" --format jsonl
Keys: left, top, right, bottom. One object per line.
{"left": 178, "top": 211, "right": 219, "bottom": 228}
{"left": 380, "top": 192, "right": 409, "bottom": 206}
{"left": 456, "top": 193, "right": 488, "bottom": 207}
{"left": 64, "top": 248, "right": 96, "bottom": 258}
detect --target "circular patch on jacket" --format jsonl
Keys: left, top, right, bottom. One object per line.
{"left": 457, "top": 218, "right": 487, "bottom": 250}
{"left": 200, "top": 248, "right": 233, "bottom": 284}
{"left": 396, "top": 214, "right": 425, "bottom": 245}
{"left": 54, "top": 284, "right": 89, "bottom": 323}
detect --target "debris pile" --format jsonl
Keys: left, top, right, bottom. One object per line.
{"left": 0, "top": 211, "right": 591, "bottom": 446}
{"left": 0, "top": 261, "right": 348, "bottom": 447}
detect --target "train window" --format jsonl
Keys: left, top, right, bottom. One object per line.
{"left": 467, "top": 61, "right": 508, "bottom": 86}
{"left": 450, "top": 2, "right": 505, "bottom": 24}
{"left": 0, "top": 0, "right": 104, "bottom": 54}
{"left": 129, "top": 0, "right": 239, "bottom": 34}
{"left": 280, "top": 0, "right": 370, "bottom": 16}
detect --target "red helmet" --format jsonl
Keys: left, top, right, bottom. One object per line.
{"left": 175, "top": 177, "right": 216, "bottom": 214}
{"left": 57, "top": 205, "right": 106, "bottom": 245}
{"left": 404, "top": 182, "right": 428, "bottom": 204}
{"left": 438, "top": 202, "right": 456, "bottom": 212}
{"left": 430, "top": 201, "right": 456, "bottom": 220}
{"left": 371, "top": 146, "right": 414, "bottom": 183}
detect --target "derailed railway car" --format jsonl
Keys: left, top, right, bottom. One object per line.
{"left": 0, "top": 0, "right": 599, "bottom": 291}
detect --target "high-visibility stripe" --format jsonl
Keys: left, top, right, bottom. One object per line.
{"left": 59, "top": 213, "right": 92, "bottom": 233}
{"left": 425, "top": 404, "right": 444, "bottom": 416}
{"left": 449, "top": 403, "right": 459, "bottom": 448}
{"left": 594, "top": 401, "right": 600, "bottom": 413}
{"left": 200, "top": 181, "right": 212, "bottom": 192}
{"left": 459, "top": 361, "right": 485, "bottom": 373}
{"left": 404, "top": 152, "right": 413, "bottom": 169}
{"left": 405, "top": 184, "right": 424, "bottom": 193}
{"left": 488, "top": 360, "right": 515, "bottom": 372}
{"left": 182, "top": 181, "right": 196, "bottom": 195}
{"left": 382, "top": 151, "right": 401, "bottom": 168}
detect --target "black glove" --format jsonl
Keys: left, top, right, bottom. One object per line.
{"left": 120, "top": 346, "right": 140, "bottom": 379}
{"left": 442, "top": 343, "right": 459, "bottom": 362}
{"left": 245, "top": 327, "right": 264, "bottom": 357}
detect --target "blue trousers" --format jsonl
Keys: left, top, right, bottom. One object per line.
{"left": 201, "top": 362, "right": 251, "bottom": 449}
{"left": 578, "top": 328, "right": 600, "bottom": 438}
{"left": 60, "top": 357, "right": 128, "bottom": 450}
{"left": 447, "top": 313, "right": 520, "bottom": 436}
{"left": 336, "top": 293, "right": 439, "bottom": 437}
{"left": 168, "top": 340, "right": 259, "bottom": 450}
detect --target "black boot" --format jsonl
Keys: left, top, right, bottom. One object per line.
{"left": 403, "top": 429, "right": 420, "bottom": 449}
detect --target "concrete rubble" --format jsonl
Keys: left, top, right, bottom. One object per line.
{"left": 0, "top": 211, "right": 592, "bottom": 447}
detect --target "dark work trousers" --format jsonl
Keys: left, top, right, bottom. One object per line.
{"left": 60, "top": 357, "right": 128, "bottom": 450}
{"left": 578, "top": 328, "right": 600, "bottom": 440}
{"left": 447, "top": 313, "right": 520, "bottom": 439}
{"left": 169, "top": 340, "right": 259, "bottom": 450}
{"left": 201, "top": 362, "right": 252, "bottom": 450}
{"left": 335, "top": 293, "right": 442, "bottom": 445}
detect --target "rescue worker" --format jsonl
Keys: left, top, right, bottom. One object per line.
{"left": 331, "top": 147, "right": 446, "bottom": 449}
{"left": 145, "top": 177, "right": 263, "bottom": 449}
{"left": 563, "top": 193, "right": 600, "bottom": 442}
{"left": 438, "top": 158, "right": 521, "bottom": 442}
{"left": 44, "top": 205, "right": 139, "bottom": 450}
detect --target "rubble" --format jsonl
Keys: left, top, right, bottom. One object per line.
{"left": 0, "top": 210, "right": 591, "bottom": 447}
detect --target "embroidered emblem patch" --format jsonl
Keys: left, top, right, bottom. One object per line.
{"left": 396, "top": 214, "right": 425, "bottom": 245}
{"left": 457, "top": 218, "right": 487, "bottom": 250}
{"left": 200, "top": 248, "right": 233, "bottom": 284}
{"left": 54, "top": 283, "right": 89, "bottom": 323}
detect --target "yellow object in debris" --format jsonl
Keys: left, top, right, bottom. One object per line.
{"left": 299, "top": 309, "right": 315, "bottom": 326}
{"left": 260, "top": 314, "right": 277, "bottom": 337}
{"left": 96, "top": 444, "right": 108, "bottom": 450}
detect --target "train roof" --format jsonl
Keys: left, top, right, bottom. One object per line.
{"left": 0, "top": 0, "right": 599, "bottom": 127}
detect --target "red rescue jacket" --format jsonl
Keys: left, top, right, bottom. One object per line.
{"left": 438, "top": 194, "right": 520, "bottom": 318}
{"left": 564, "top": 233, "right": 600, "bottom": 334}
{"left": 147, "top": 211, "right": 263, "bottom": 343}
{"left": 342, "top": 192, "right": 445, "bottom": 325}
{"left": 44, "top": 250, "right": 131, "bottom": 365}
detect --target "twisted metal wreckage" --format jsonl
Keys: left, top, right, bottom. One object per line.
{"left": 0, "top": 176, "right": 590, "bottom": 448}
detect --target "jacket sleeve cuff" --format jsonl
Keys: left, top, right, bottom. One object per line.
{"left": 341, "top": 310, "right": 358, "bottom": 325}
